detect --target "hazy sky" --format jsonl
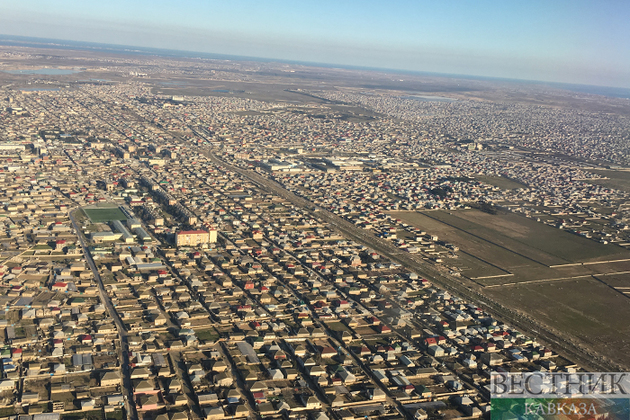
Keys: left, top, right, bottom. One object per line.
{"left": 1, "top": 0, "right": 629, "bottom": 88}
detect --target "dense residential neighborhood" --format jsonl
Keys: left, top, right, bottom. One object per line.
{"left": 0, "top": 48, "right": 629, "bottom": 420}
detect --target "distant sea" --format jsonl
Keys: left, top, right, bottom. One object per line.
{"left": 541, "top": 83, "right": 630, "bottom": 99}
{"left": 1, "top": 34, "right": 629, "bottom": 100}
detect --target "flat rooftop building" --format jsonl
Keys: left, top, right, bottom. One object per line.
{"left": 176, "top": 229, "right": 217, "bottom": 246}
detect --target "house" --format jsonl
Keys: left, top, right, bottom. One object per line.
{"left": 137, "top": 394, "right": 160, "bottom": 411}
{"left": 212, "top": 360, "right": 228, "bottom": 372}
{"left": 480, "top": 352, "right": 503, "bottom": 367}
{"left": 428, "top": 345, "right": 444, "bottom": 357}
{"left": 214, "top": 372, "right": 233, "bottom": 387}
{"left": 423, "top": 337, "right": 437, "bottom": 347}
{"left": 416, "top": 384, "right": 432, "bottom": 398}
{"left": 248, "top": 381, "right": 268, "bottom": 392}
{"left": 51, "top": 282, "right": 68, "bottom": 292}
{"left": 107, "top": 394, "right": 124, "bottom": 405}
{"left": 21, "top": 392, "right": 39, "bottom": 403}
{"left": 369, "top": 388, "right": 386, "bottom": 402}
{"left": 0, "top": 380, "right": 15, "bottom": 391}
{"left": 414, "top": 409, "right": 429, "bottom": 420}
{"left": 81, "top": 399, "right": 96, "bottom": 411}
{"left": 399, "top": 355, "right": 415, "bottom": 367}
{"left": 226, "top": 389, "right": 241, "bottom": 404}
{"left": 258, "top": 402, "right": 276, "bottom": 416}
{"left": 204, "top": 406, "right": 225, "bottom": 420}
{"left": 198, "top": 393, "right": 219, "bottom": 405}
{"left": 168, "top": 378, "right": 182, "bottom": 393}
{"left": 79, "top": 334, "right": 92, "bottom": 345}
{"left": 234, "top": 405, "right": 249, "bottom": 418}
{"left": 321, "top": 346, "right": 336, "bottom": 358}
{"left": 131, "top": 367, "right": 151, "bottom": 379}
{"left": 154, "top": 314, "right": 167, "bottom": 326}
{"left": 134, "top": 379, "right": 157, "bottom": 395}
{"left": 268, "top": 369, "right": 284, "bottom": 380}
{"left": 309, "top": 366, "right": 326, "bottom": 377}
{"left": 337, "top": 367, "right": 356, "bottom": 384}
{"left": 304, "top": 396, "right": 321, "bottom": 409}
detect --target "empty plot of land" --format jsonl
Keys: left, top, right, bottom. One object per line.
{"left": 486, "top": 278, "right": 630, "bottom": 368}
{"left": 395, "top": 210, "right": 550, "bottom": 272}
{"left": 436, "top": 210, "right": 629, "bottom": 264}
{"left": 585, "top": 169, "right": 630, "bottom": 193}
{"left": 83, "top": 206, "right": 127, "bottom": 223}
{"left": 393, "top": 210, "right": 630, "bottom": 285}
{"left": 399, "top": 209, "right": 630, "bottom": 265}
{"left": 447, "top": 252, "right": 509, "bottom": 280}
{"left": 593, "top": 273, "right": 630, "bottom": 290}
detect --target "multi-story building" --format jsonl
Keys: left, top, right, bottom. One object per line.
{"left": 176, "top": 229, "right": 217, "bottom": 246}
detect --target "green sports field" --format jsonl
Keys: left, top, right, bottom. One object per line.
{"left": 83, "top": 207, "right": 127, "bottom": 223}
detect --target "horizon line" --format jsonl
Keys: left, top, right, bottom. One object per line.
{"left": 1, "top": 33, "right": 630, "bottom": 94}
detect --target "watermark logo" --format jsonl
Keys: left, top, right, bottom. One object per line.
{"left": 491, "top": 372, "right": 629, "bottom": 399}
{"left": 490, "top": 372, "right": 630, "bottom": 419}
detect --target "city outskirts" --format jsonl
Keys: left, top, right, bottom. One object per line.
{"left": 0, "top": 32, "right": 629, "bottom": 420}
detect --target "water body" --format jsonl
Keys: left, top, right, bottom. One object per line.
{"left": 1, "top": 35, "right": 628, "bottom": 99}
{"left": 21, "top": 88, "right": 60, "bottom": 92}
{"left": 5, "top": 68, "right": 81, "bottom": 75}
{"left": 542, "top": 82, "right": 630, "bottom": 99}
{"left": 401, "top": 95, "right": 456, "bottom": 102}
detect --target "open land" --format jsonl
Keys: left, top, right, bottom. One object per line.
{"left": 485, "top": 278, "right": 630, "bottom": 361}
{"left": 390, "top": 209, "right": 630, "bottom": 367}
{"left": 585, "top": 169, "right": 630, "bottom": 193}
{"left": 393, "top": 209, "right": 630, "bottom": 273}
{"left": 474, "top": 175, "right": 528, "bottom": 190}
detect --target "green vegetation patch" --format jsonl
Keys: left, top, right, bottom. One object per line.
{"left": 196, "top": 328, "right": 220, "bottom": 342}
{"left": 83, "top": 207, "right": 127, "bottom": 223}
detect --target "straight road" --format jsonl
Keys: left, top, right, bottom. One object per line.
{"left": 69, "top": 210, "right": 139, "bottom": 420}
{"left": 202, "top": 149, "right": 619, "bottom": 372}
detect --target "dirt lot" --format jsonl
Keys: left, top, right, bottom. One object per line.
{"left": 486, "top": 278, "right": 630, "bottom": 368}
{"left": 585, "top": 169, "right": 630, "bottom": 192}
{"left": 394, "top": 210, "right": 630, "bottom": 284}
{"left": 394, "top": 209, "right": 630, "bottom": 368}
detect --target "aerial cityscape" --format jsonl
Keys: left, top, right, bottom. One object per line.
{"left": 0, "top": 2, "right": 629, "bottom": 420}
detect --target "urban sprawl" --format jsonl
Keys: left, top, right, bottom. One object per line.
{"left": 0, "top": 50, "right": 630, "bottom": 420}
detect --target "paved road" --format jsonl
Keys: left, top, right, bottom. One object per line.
{"left": 216, "top": 342, "right": 258, "bottom": 419}
{"left": 69, "top": 210, "right": 138, "bottom": 420}
{"left": 202, "top": 149, "right": 619, "bottom": 372}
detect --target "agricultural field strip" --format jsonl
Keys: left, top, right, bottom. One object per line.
{"left": 397, "top": 210, "right": 561, "bottom": 270}
{"left": 422, "top": 211, "right": 553, "bottom": 267}
{"left": 444, "top": 209, "right": 630, "bottom": 262}
{"left": 406, "top": 210, "right": 630, "bottom": 267}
